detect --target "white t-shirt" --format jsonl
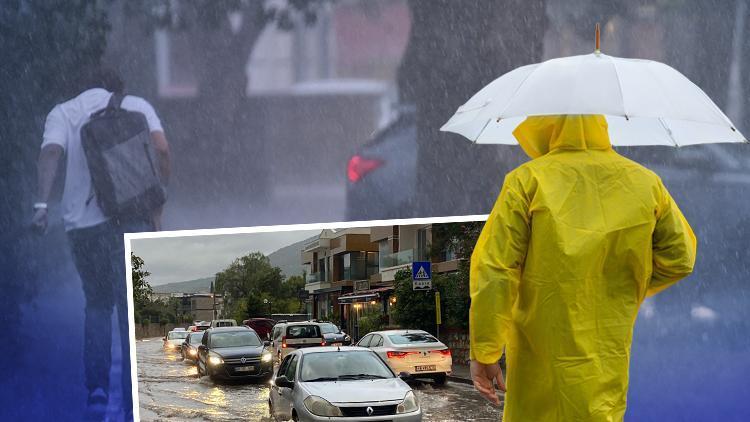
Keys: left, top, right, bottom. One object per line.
{"left": 41, "top": 88, "right": 164, "bottom": 231}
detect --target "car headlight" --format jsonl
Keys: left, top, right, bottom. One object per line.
{"left": 303, "top": 395, "right": 343, "bottom": 417}
{"left": 261, "top": 352, "right": 273, "bottom": 363}
{"left": 397, "top": 391, "right": 419, "bottom": 414}
{"left": 188, "top": 349, "right": 197, "bottom": 356}
{"left": 208, "top": 353, "right": 223, "bottom": 366}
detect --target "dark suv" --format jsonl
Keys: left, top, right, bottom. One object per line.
{"left": 196, "top": 327, "right": 274, "bottom": 382}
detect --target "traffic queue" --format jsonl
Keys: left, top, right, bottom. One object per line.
{"left": 161, "top": 318, "right": 454, "bottom": 421}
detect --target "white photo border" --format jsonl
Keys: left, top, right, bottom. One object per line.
{"left": 124, "top": 214, "right": 489, "bottom": 420}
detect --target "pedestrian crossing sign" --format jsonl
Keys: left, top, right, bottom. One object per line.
{"left": 412, "top": 261, "right": 432, "bottom": 290}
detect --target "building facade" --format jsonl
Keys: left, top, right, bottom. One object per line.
{"left": 301, "top": 223, "right": 462, "bottom": 339}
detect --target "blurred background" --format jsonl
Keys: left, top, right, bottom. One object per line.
{"left": 1, "top": 0, "right": 749, "bottom": 420}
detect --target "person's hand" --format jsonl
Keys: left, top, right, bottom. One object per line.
{"left": 31, "top": 208, "right": 48, "bottom": 234}
{"left": 470, "top": 359, "right": 505, "bottom": 405}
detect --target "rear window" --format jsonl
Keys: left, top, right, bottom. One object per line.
{"left": 388, "top": 333, "right": 438, "bottom": 344}
{"left": 211, "top": 331, "right": 261, "bottom": 348}
{"left": 167, "top": 332, "right": 189, "bottom": 340}
{"left": 286, "top": 325, "right": 321, "bottom": 339}
{"left": 319, "top": 323, "right": 339, "bottom": 334}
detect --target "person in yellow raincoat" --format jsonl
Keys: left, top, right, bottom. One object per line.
{"left": 469, "top": 114, "right": 697, "bottom": 421}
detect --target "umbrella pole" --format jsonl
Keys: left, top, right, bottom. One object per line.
{"left": 595, "top": 23, "right": 601, "bottom": 54}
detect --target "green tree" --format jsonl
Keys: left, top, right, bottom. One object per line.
{"left": 215, "top": 251, "right": 305, "bottom": 319}
{"left": 391, "top": 222, "right": 485, "bottom": 332}
{"left": 131, "top": 253, "right": 154, "bottom": 311}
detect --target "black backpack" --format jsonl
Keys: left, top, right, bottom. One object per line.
{"left": 81, "top": 93, "right": 166, "bottom": 217}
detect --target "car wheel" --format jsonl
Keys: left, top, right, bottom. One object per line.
{"left": 433, "top": 373, "right": 447, "bottom": 386}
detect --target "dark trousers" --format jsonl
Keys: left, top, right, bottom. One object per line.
{"left": 67, "top": 216, "right": 153, "bottom": 415}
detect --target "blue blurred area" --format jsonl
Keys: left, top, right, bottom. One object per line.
{"left": 626, "top": 176, "right": 750, "bottom": 421}
{"left": 0, "top": 219, "right": 127, "bottom": 421}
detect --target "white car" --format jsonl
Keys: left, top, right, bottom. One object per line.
{"left": 210, "top": 319, "right": 238, "bottom": 328}
{"left": 269, "top": 347, "right": 422, "bottom": 421}
{"left": 163, "top": 330, "right": 189, "bottom": 352}
{"left": 356, "top": 330, "right": 452, "bottom": 385}
{"left": 270, "top": 322, "right": 325, "bottom": 361}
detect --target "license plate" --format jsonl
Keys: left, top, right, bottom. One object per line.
{"left": 332, "top": 343, "right": 342, "bottom": 346}
{"left": 415, "top": 365, "right": 436, "bottom": 372}
{"left": 235, "top": 365, "right": 255, "bottom": 372}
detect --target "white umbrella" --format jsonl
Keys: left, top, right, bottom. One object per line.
{"left": 441, "top": 51, "right": 747, "bottom": 146}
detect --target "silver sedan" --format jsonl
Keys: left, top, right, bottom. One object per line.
{"left": 269, "top": 346, "right": 422, "bottom": 421}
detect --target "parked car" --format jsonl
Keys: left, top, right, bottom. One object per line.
{"left": 179, "top": 331, "right": 205, "bottom": 363}
{"left": 163, "top": 330, "right": 189, "bottom": 352}
{"left": 243, "top": 318, "right": 276, "bottom": 340}
{"left": 317, "top": 322, "right": 351, "bottom": 346}
{"left": 210, "top": 319, "right": 238, "bottom": 328}
{"left": 269, "top": 347, "right": 421, "bottom": 421}
{"left": 357, "top": 330, "right": 452, "bottom": 386}
{"left": 196, "top": 327, "right": 274, "bottom": 382}
{"left": 346, "top": 111, "right": 417, "bottom": 220}
{"left": 270, "top": 322, "right": 325, "bottom": 361}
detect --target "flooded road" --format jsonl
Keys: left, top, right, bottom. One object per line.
{"left": 136, "top": 338, "right": 502, "bottom": 421}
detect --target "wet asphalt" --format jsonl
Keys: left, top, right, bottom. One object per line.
{"left": 136, "top": 338, "right": 503, "bottom": 421}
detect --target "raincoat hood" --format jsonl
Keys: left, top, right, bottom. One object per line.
{"left": 512, "top": 114, "right": 611, "bottom": 159}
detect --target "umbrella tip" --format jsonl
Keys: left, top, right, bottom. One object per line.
{"left": 595, "top": 23, "right": 601, "bottom": 54}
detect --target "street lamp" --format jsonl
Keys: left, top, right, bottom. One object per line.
{"left": 263, "top": 298, "right": 272, "bottom": 317}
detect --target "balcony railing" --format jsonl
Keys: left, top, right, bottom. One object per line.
{"left": 306, "top": 272, "right": 326, "bottom": 283}
{"left": 379, "top": 249, "right": 413, "bottom": 269}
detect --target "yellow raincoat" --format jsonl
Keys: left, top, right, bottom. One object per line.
{"left": 469, "top": 115, "right": 697, "bottom": 421}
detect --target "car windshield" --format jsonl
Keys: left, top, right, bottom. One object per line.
{"left": 286, "top": 325, "right": 321, "bottom": 339}
{"left": 319, "top": 323, "right": 339, "bottom": 334}
{"left": 167, "top": 332, "right": 189, "bottom": 340}
{"left": 189, "top": 332, "right": 204, "bottom": 342}
{"left": 388, "top": 333, "right": 438, "bottom": 344}
{"left": 300, "top": 351, "right": 394, "bottom": 382}
{"left": 211, "top": 331, "right": 261, "bottom": 348}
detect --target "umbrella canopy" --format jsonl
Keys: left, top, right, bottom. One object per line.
{"left": 441, "top": 52, "right": 747, "bottom": 146}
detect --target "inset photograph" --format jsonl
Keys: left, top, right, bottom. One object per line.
{"left": 127, "top": 218, "right": 499, "bottom": 421}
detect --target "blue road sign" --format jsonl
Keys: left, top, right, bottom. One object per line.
{"left": 412, "top": 261, "right": 432, "bottom": 290}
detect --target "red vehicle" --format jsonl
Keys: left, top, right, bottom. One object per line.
{"left": 243, "top": 318, "right": 276, "bottom": 340}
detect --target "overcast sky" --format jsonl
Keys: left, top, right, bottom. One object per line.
{"left": 130, "top": 230, "right": 319, "bottom": 285}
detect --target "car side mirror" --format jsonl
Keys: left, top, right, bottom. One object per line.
{"left": 264, "top": 340, "right": 271, "bottom": 347}
{"left": 198, "top": 344, "right": 207, "bottom": 351}
{"left": 398, "top": 371, "right": 411, "bottom": 380}
{"left": 275, "top": 375, "right": 294, "bottom": 389}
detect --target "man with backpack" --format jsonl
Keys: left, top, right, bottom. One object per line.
{"left": 31, "top": 68, "right": 169, "bottom": 420}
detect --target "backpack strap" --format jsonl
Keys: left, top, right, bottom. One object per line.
{"left": 107, "top": 92, "right": 124, "bottom": 110}
{"left": 91, "top": 92, "right": 125, "bottom": 118}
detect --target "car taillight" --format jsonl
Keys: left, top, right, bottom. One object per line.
{"left": 432, "top": 348, "right": 451, "bottom": 356}
{"left": 387, "top": 351, "right": 414, "bottom": 359}
{"left": 347, "top": 155, "right": 383, "bottom": 183}
{"left": 281, "top": 336, "right": 287, "bottom": 348}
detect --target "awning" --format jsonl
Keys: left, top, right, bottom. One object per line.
{"left": 338, "top": 286, "right": 394, "bottom": 304}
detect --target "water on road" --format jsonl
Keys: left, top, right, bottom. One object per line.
{"left": 136, "top": 338, "right": 502, "bottom": 421}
